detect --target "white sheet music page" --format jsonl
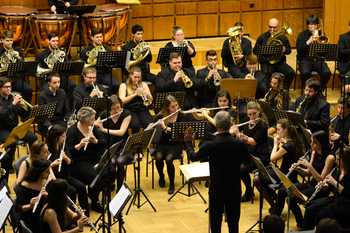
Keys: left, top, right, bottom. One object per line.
{"left": 0, "top": 192, "right": 13, "bottom": 228}
{"left": 109, "top": 185, "right": 131, "bottom": 217}
{"left": 0, "top": 186, "right": 7, "bottom": 201}
{"left": 186, "top": 164, "right": 210, "bottom": 178}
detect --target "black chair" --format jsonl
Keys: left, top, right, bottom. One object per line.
{"left": 10, "top": 197, "right": 20, "bottom": 233}
{"left": 20, "top": 220, "right": 33, "bottom": 233}
{"left": 13, "top": 155, "right": 29, "bottom": 194}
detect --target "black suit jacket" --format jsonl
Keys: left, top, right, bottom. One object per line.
{"left": 221, "top": 37, "right": 252, "bottom": 67}
{"left": 332, "top": 114, "right": 350, "bottom": 150}
{"left": 185, "top": 133, "right": 251, "bottom": 202}
{"left": 338, "top": 31, "right": 350, "bottom": 64}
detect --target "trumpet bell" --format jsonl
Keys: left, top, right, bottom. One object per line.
{"left": 0, "top": 168, "right": 6, "bottom": 176}
{"left": 144, "top": 99, "right": 152, "bottom": 107}
{"left": 184, "top": 79, "right": 193, "bottom": 88}
{"left": 214, "top": 78, "right": 221, "bottom": 86}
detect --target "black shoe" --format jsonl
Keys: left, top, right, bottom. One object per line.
{"left": 159, "top": 177, "right": 165, "bottom": 188}
{"left": 168, "top": 184, "right": 175, "bottom": 194}
{"left": 91, "top": 201, "right": 103, "bottom": 213}
{"left": 205, "top": 180, "right": 210, "bottom": 188}
{"left": 240, "top": 192, "right": 253, "bottom": 202}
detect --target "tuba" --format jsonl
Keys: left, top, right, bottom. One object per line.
{"left": 227, "top": 26, "right": 244, "bottom": 67}
{"left": 0, "top": 44, "right": 17, "bottom": 73}
{"left": 266, "top": 21, "right": 293, "bottom": 64}
{"left": 316, "top": 19, "right": 329, "bottom": 44}
{"left": 85, "top": 40, "right": 106, "bottom": 68}
{"left": 126, "top": 38, "right": 150, "bottom": 73}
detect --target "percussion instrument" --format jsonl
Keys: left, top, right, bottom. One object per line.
{"left": 29, "top": 14, "right": 78, "bottom": 54}
{"left": 0, "top": 6, "right": 37, "bottom": 48}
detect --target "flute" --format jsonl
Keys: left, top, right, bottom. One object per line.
{"left": 236, "top": 118, "right": 260, "bottom": 127}
{"left": 67, "top": 196, "right": 98, "bottom": 233}
{"left": 286, "top": 150, "right": 311, "bottom": 178}
{"left": 145, "top": 109, "right": 181, "bottom": 130}
{"left": 100, "top": 110, "right": 123, "bottom": 122}
{"left": 33, "top": 174, "right": 52, "bottom": 213}
{"left": 84, "top": 122, "right": 95, "bottom": 151}
{"left": 182, "top": 106, "right": 229, "bottom": 114}
{"left": 58, "top": 139, "right": 66, "bottom": 173}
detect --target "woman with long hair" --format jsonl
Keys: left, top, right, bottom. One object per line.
{"left": 40, "top": 179, "right": 89, "bottom": 233}
{"left": 231, "top": 101, "right": 271, "bottom": 202}
{"left": 253, "top": 118, "right": 303, "bottom": 212}
{"left": 273, "top": 130, "right": 335, "bottom": 231}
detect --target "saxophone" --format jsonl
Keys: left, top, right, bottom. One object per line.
{"left": 0, "top": 44, "right": 17, "bottom": 73}
{"left": 296, "top": 95, "right": 307, "bottom": 113}
{"left": 126, "top": 38, "right": 150, "bottom": 73}
{"left": 260, "top": 88, "right": 272, "bottom": 102}
{"left": 226, "top": 26, "right": 244, "bottom": 68}
{"left": 329, "top": 114, "right": 339, "bottom": 149}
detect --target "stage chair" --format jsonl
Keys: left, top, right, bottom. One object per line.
{"left": 20, "top": 220, "right": 33, "bottom": 233}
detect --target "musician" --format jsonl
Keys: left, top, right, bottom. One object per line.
{"left": 263, "top": 215, "right": 285, "bottom": 233}
{"left": 15, "top": 158, "right": 52, "bottom": 233}
{"left": 73, "top": 67, "right": 105, "bottom": 111}
{"left": 119, "top": 66, "right": 153, "bottom": 134}
{"left": 230, "top": 101, "right": 271, "bottom": 202}
{"left": 184, "top": 111, "right": 251, "bottom": 233}
{"left": 123, "top": 24, "right": 156, "bottom": 84}
{"left": 273, "top": 130, "right": 335, "bottom": 232}
{"left": 253, "top": 18, "right": 295, "bottom": 89}
{"left": 95, "top": 95, "right": 131, "bottom": 192}
{"left": 0, "top": 30, "right": 32, "bottom": 103}
{"left": 221, "top": 22, "right": 252, "bottom": 78}
{"left": 0, "top": 77, "right": 37, "bottom": 181}
{"left": 48, "top": 0, "right": 78, "bottom": 14}
{"left": 38, "top": 72, "right": 71, "bottom": 131}
{"left": 330, "top": 97, "right": 350, "bottom": 152}
{"left": 149, "top": 95, "right": 186, "bottom": 194}
{"left": 296, "top": 15, "right": 331, "bottom": 93}
{"left": 165, "top": 26, "right": 196, "bottom": 72}
{"left": 337, "top": 21, "right": 350, "bottom": 95}
{"left": 303, "top": 147, "right": 350, "bottom": 230}
{"left": 66, "top": 107, "right": 107, "bottom": 213}
{"left": 40, "top": 179, "right": 89, "bottom": 233}
{"left": 196, "top": 50, "right": 227, "bottom": 108}
{"left": 80, "top": 27, "right": 120, "bottom": 96}
{"left": 36, "top": 32, "right": 76, "bottom": 109}
{"left": 253, "top": 119, "right": 303, "bottom": 213}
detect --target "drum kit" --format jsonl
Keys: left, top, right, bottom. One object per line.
{"left": 0, "top": 4, "right": 131, "bottom": 54}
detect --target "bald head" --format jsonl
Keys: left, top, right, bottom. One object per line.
{"left": 268, "top": 18, "right": 279, "bottom": 34}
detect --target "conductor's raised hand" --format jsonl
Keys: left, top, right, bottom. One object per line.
{"left": 184, "top": 127, "right": 195, "bottom": 142}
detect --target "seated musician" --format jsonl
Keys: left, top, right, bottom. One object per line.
{"left": 196, "top": 50, "right": 227, "bottom": 108}
{"left": 221, "top": 22, "right": 252, "bottom": 78}
{"left": 0, "top": 77, "right": 37, "bottom": 181}
{"left": 253, "top": 18, "right": 295, "bottom": 90}
{"left": 38, "top": 72, "right": 71, "bottom": 131}
{"left": 337, "top": 21, "right": 350, "bottom": 95}
{"left": 95, "top": 95, "right": 131, "bottom": 192}
{"left": 36, "top": 32, "right": 76, "bottom": 109}
{"left": 165, "top": 26, "right": 196, "bottom": 72}
{"left": 118, "top": 66, "right": 153, "bottom": 134}
{"left": 73, "top": 67, "right": 105, "bottom": 112}
{"left": 296, "top": 15, "right": 331, "bottom": 94}
{"left": 330, "top": 97, "right": 350, "bottom": 152}
{"left": 123, "top": 24, "right": 156, "bottom": 84}
{"left": 0, "top": 30, "right": 33, "bottom": 104}
{"left": 295, "top": 78, "right": 330, "bottom": 146}
{"left": 80, "top": 27, "right": 120, "bottom": 96}
{"left": 48, "top": 0, "right": 78, "bottom": 14}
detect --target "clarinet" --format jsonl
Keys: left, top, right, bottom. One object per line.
{"left": 286, "top": 150, "right": 311, "bottom": 178}
{"left": 32, "top": 174, "right": 52, "bottom": 213}
{"left": 67, "top": 196, "right": 98, "bottom": 232}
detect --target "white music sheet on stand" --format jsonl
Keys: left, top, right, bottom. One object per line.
{"left": 109, "top": 185, "right": 132, "bottom": 217}
{"left": 186, "top": 164, "right": 210, "bottom": 178}
{"left": 0, "top": 188, "right": 13, "bottom": 229}
{"left": 0, "top": 186, "right": 7, "bottom": 201}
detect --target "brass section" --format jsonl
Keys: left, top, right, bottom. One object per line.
{"left": 316, "top": 19, "right": 329, "bottom": 44}
{"left": 226, "top": 26, "right": 244, "bottom": 68}
{"left": 127, "top": 39, "right": 150, "bottom": 73}
{"left": 0, "top": 44, "right": 17, "bottom": 73}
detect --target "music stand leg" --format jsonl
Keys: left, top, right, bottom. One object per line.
{"left": 245, "top": 174, "right": 264, "bottom": 233}
{"left": 168, "top": 181, "right": 207, "bottom": 204}
{"left": 286, "top": 187, "right": 292, "bottom": 232}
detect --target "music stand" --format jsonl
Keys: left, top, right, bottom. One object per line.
{"left": 244, "top": 97, "right": 275, "bottom": 120}
{"left": 82, "top": 97, "right": 108, "bottom": 117}
{"left": 156, "top": 47, "right": 187, "bottom": 68}
{"left": 221, "top": 79, "right": 257, "bottom": 123}
{"left": 29, "top": 103, "right": 58, "bottom": 141}
{"left": 272, "top": 109, "right": 306, "bottom": 128}
{"left": 0, "top": 190, "right": 13, "bottom": 231}
{"left": 254, "top": 45, "right": 283, "bottom": 79}
{"left": 1, "top": 117, "right": 35, "bottom": 149}
{"left": 272, "top": 165, "right": 307, "bottom": 232}
{"left": 52, "top": 61, "right": 84, "bottom": 93}
{"left": 123, "top": 129, "right": 157, "bottom": 215}
{"left": 299, "top": 124, "right": 312, "bottom": 145}
{"left": 7, "top": 61, "right": 38, "bottom": 95}
{"left": 154, "top": 92, "right": 186, "bottom": 113}
{"left": 108, "top": 183, "right": 132, "bottom": 229}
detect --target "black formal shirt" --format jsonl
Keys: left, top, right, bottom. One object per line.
{"left": 338, "top": 31, "right": 350, "bottom": 64}
{"left": 253, "top": 31, "right": 292, "bottom": 64}
{"left": 239, "top": 71, "right": 267, "bottom": 99}
{"left": 0, "top": 94, "right": 27, "bottom": 131}
{"left": 73, "top": 82, "right": 105, "bottom": 111}
{"left": 123, "top": 40, "right": 152, "bottom": 73}
{"left": 296, "top": 29, "right": 321, "bottom": 60}
{"left": 38, "top": 88, "right": 71, "bottom": 122}
{"left": 80, "top": 44, "right": 112, "bottom": 74}
{"left": 165, "top": 41, "right": 196, "bottom": 68}
{"left": 0, "top": 47, "right": 25, "bottom": 77}
{"left": 35, "top": 47, "right": 69, "bottom": 69}
{"left": 332, "top": 113, "right": 350, "bottom": 150}
{"left": 221, "top": 37, "right": 252, "bottom": 67}
{"left": 48, "top": 0, "right": 79, "bottom": 12}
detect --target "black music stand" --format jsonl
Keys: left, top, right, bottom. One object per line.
{"left": 123, "top": 129, "right": 156, "bottom": 215}
{"left": 154, "top": 92, "right": 186, "bottom": 113}
{"left": 168, "top": 122, "right": 207, "bottom": 203}
{"left": 254, "top": 45, "right": 283, "bottom": 79}
{"left": 156, "top": 47, "right": 187, "bottom": 69}
{"left": 82, "top": 97, "right": 108, "bottom": 117}
{"left": 272, "top": 109, "right": 306, "bottom": 128}
{"left": 108, "top": 183, "right": 132, "bottom": 230}
{"left": 52, "top": 61, "right": 84, "bottom": 93}
{"left": 29, "top": 103, "right": 58, "bottom": 141}
{"left": 299, "top": 124, "right": 312, "bottom": 146}
{"left": 244, "top": 97, "right": 275, "bottom": 120}
{"left": 272, "top": 166, "right": 307, "bottom": 232}
{"left": 8, "top": 61, "right": 38, "bottom": 97}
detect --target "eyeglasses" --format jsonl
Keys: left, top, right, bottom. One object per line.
{"left": 268, "top": 26, "right": 278, "bottom": 29}
{"left": 175, "top": 33, "right": 184, "bottom": 37}
{"left": 2, "top": 86, "right": 11, "bottom": 89}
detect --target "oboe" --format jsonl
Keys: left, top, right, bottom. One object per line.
{"left": 84, "top": 122, "right": 95, "bottom": 151}
{"left": 67, "top": 196, "right": 98, "bottom": 232}
{"left": 286, "top": 150, "right": 311, "bottom": 178}
{"left": 145, "top": 109, "right": 181, "bottom": 130}
{"left": 33, "top": 174, "right": 52, "bottom": 213}
{"left": 182, "top": 106, "right": 229, "bottom": 114}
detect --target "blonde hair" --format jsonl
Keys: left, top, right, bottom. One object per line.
{"left": 246, "top": 101, "right": 268, "bottom": 126}
{"left": 171, "top": 26, "right": 183, "bottom": 41}
{"left": 126, "top": 67, "right": 142, "bottom": 96}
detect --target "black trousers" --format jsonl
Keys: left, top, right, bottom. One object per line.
{"left": 96, "top": 73, "right": 120, "bottom": 96}
{"left": 128, "top": 110, "right": 154, "bottom": 134}
{"left": 227, "top": 65, "right": 248, "bottom": 78}
{"left": 12, "top": 78, "right": 33, "bottom": 104}
{"left": 338, "top": 62, "right": 350, "bottom": 88}
{"left": 261, "top": 61, "right": 296, "bottom": 89}
{"left": 299, "top": 59, "right": 331, "bottom": 92}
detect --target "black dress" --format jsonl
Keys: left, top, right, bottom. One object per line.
{"left": 268, "top": 90, "right": 290, "bottom": 129}
{"left": 165, "top": 41, "right": 196, "bottom": 69}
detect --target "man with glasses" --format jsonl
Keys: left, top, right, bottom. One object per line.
{"left": 253, "top": 18, "right": 295, "bottom": 90}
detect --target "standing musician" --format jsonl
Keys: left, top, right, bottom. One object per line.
{"left": 337, "top": 21, "right": 350, "bottom": 95}
{"left": 165, "top": 26, "right": 196, "bottom": 72}
{"left": 330, "top": 97, "right": 350, "bottom": 152}
{"left": 95, "top": 95, "right": 132, "bottom": 192}
{"left": 184, "top": 111, "right": 251, "bottom": 233}
{"left": 118, "top": 66, "right": 153, "bottom": 134}
{"left": 296, "top": 15, "right": 331, "bottom": 94}
{"left": 36, "top": 32, "right": 76, "bottom": 109}
{"left": 123, "top": 24, "right": 156, "bottom": 84}
{"left": 0, "top": 30, "right": 33, "bottom": 104}
{"left": 80, "top": 27, "right": 120, "bottom": 96}
{"left": 0, "top": 77, "right": 37, "bottom": 181}
{"left": 196, "top": 50, "right": 227, "bottom": 108}
{"left": 48, "top": 0, "right": 78, "bottom": 14}
{"left": 73, "top": 67, "right": 105, "bottom": 111}
{"left": 253, "top": 18, "right": 295, "bottom": 90}
{"left": 221, "top": 22, "right": 252, "bottom": 78}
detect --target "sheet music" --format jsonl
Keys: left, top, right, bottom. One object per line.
{"left": 186, "top": 164, "right": 210, "bottom": 178}
{"left": 0, "top": 193, "right": 13, "bottom": 229}
{"left": 0, "top": 186, "right": 7, "bottom": 200}
{"left": 109, "top": 185, "right": 132, "bottom": 217}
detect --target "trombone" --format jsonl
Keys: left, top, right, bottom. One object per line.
{"left": 136, "top": 82, "right": 152, "bottom": 107}
{"left": 212, "top": 64, "right": 221, "bottom": 86}
{"left": 177, "top": 67, "right": 193, "bottom": 88}
{"left": 9, "top": 91, "right": 33, "bottom": 111}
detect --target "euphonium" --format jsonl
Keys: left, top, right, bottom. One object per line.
{"left": 316, "top": 19, "right": 329, "bottom": 44}
{"left": 266, "top": 21, "right": 293, "bottom": 64}
{"left": 177, "top": 66, "right": 193, "bottom": 88}
{"left": 9, "top": 91, "right": 33, "bottom": 111}
{"left": 0, "top": 44, "right": 17, "bottom": 73}
{"left": 136, "top": 82, "right": 152, "bottom": 107}
{"left": 212, "top": 64, "right": 221, "bottom": 86}
{"left": 296, "top": 95, "right": 307, "bottom": 113}
{"left": 329, "top": 114, "right": 339, "bottom": 149}
{"left": 260, "top": 88, "right": 272, "bottom": 102}
{"left": 227, "top": 26, "right": 244, "bottom": 68}
{"left": 85, "top": 40, "right": 106, "bottom": 68}
{"left": 127, "top": 38, "right": 150, "bottom": 73}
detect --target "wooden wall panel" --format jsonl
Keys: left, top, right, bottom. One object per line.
{"left": 10, "top": 0, "right": 35, "bottom": 8}
{"left": 241, "top": 0, "right": 261, "bottom": 12}
{"left": 176, "top": 3, "right": 197, "bottom": 15}
{"left": 304, "top": 8, "right": 322, "bottom": 28}
{"left": 198, "top": 2, "right": 219, "bottom": 14}
{"left": 263, "top": 0, "right": 282, "bottom": 10}
{"left": 131, "top": 5, "right": 152, "bottom": 18}
{"left": 284, "top": 0, "right": 303, "bottom": 9}
{"left": 220, "top": 1, "right": 240, "bottom": 13}
{"left": 219, "top": 13, "right": 240, "bottom": 35}
{"left": 198, "top": 15, "right": 218, "bottom": 37}
{"left": 176, "top": 0, "right": 193, "bottom": 2}
{"left": 130, "top": 18, "right": 153, "bottom": 40}
{"left": 305, "top": 0, "right": 323, "bottom": 9}
{"left": 284, "top": 9, "right": 304, "bottom": 47}
{"left": 176, "top": 16, "right": 197, "bottom": 38}
{"left": 153, "top": 0, "right": 173, "bottom": 3}
{"left": 153, "top": 17, "right": 174, "bottom": 40}
{"left": 262, "top": 11, "right": 283, "bottom": 32}
{"left": 83, "top": 0, "right": 110, "bottom": 5}
{"left": 1, "top": 0, "right": 10, "bottom": 5}
{"left": 139, "top": 0, "right": 152, "bottom": 3}
{"left": 153, "top": 4, "right": 174, "bottom": 16}
{"left": 242, "top": 11, "right": 262, "bottom": 40}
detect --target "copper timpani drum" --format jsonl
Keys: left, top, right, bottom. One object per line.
{"left": 0, "top": 6, "right": 37, "bottom": 47}
{"left": 29, "top": 14, "right": 78, "bottom": 54}
{"left": 81, "top": 12, "right": 118, "bottom": 46}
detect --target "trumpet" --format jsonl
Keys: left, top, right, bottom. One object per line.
{"left": 91, "top": 82, "right": 103, "bottom": 98}
{"left": 145, "top": 109, "right": 181, "bottom": 130}
{"left": 182, "top": 106, "right": 229, "bottom": 114}
{"left": 136, "top": 82, "right": 152, "bottom": 106}
{"left": 67, "top": 196, "right": 98, "bottom": 232}
{"left": 177, "top": 67, "right": 193, "bottom": 88}
{"left": 212, "top": 64, "right": 221, "bottom": 86}
{"left": 249, "top": 68, "right": 255, "bottom": 79}
{"left": 9, "top": 91, "right": 33, "bottom": 111}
